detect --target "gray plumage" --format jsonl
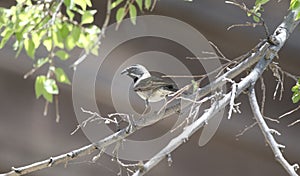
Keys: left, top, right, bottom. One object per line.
{"left": 121, "top": 64, "right": 178, "bottom": 103}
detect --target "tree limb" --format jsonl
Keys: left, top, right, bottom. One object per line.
{"left": 248, "top": 84, "right": 299, "bottom": 176}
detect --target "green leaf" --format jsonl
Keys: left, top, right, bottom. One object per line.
{"left": 35, "top": 75, "right": 46, "bottom": 98}
{"left": 255, "top": 0, "right": 269, "bottom": 6}
{"left": 91, "top": 44, "right": 98, "bottom": 56}
{"left": 60, "top": 23, "right": 70, "bottom": 39}
{"left": 35, "top": 76, "right": 54, "bottom": 103}
{"left": 55, "top": 50, "right": 70, "bottom": 60}
{"left": 15, "top": 40, "right": 24, "bottom": 58}
{"left": 81, "top": 10, "right": 97, "bottom": 25}
{"left": 34, "top": 57, "right": 49, "bottom": 68}
{"left": 111, "top": 0, "right": 123, "bottom": 9}
{"left": 145, "top": 0, "right": 152, "bottom": 10}
{"left": 32, "top": 32, "right": 41, "bottom": 49}
{"left": 129, "top": 4, "right": 137, "bottom": 25}
{"left": 136, "top": 0, "right": 143, "bottom": 11}
{"left": 55, "top": 67, "right": 71, "bottom": 85}
{"left": 74, "top": 0, "right": 87, "bottom": 10}
{"left": 16, "top": 0, "right": 26, "bottom": 4}
{"left": 66, "top": 9, "right": 75, "bottom": 20}
{"left": 252, "top": 12, "right": 261, "bottom": 22}
{"left": 24, "top": 37, "right": 35, "bottom": 59}
{"left": 85, "top": 24, "right": 100, "bottom": 35}
{"left": 25, "top": 0, "right": 32, "bottom": 6}
{"left": 292, "top": 85, "right": 299, "bottom": 92}
{"left": 116, "top": 7, "right": 125, "bottom": 24}
{"left": 0, "top": 28, "right": 13, "bottom": 49}
{"left": 66, "top": 35, "right": 76, "bottom": 50}
{"left": 52, "top": 27, "right": 64, "bottom": 48}
{"left": 64, "top": 0, "right": 74, "bottom": 9}
{"left": 296, "top": 11, "right": 300, "bottom": 20}
{"left": 290, "top": 0, "right": 300, "bottom": 10}
{"left": 44, "top": 78, "right": 59, "bottom": 95}
{"left": 292, "top": 92, "right": 300, "bottom": 103}
{"left": 43, "top": 37, "right": 52, "bottom": 51}
{"left": 84, "top": 0, "right": 92, "bottom": 7}
{"left": 253, "top": 15, "right": 260, "bottom": 23}
{"left": 77, "top": 32, "right": 90, "bottom": 51}
{"left": 43, "top": 91, "right": 53, "bottom": 102}
{"left": 71, "top": 26, "right": 81, "bottom": 41}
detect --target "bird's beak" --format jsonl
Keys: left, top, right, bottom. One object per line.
{"left": 121, "top": 68, "right": 128, "bottom": 75}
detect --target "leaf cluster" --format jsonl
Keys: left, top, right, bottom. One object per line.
{"left": 0, "top": 0, "right": 101, "bottom": 103}
{"left": 112, "top": 0, "right": 154, "bottom": 26}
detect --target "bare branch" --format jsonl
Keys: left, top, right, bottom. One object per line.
{"left": 227, "top": 21, "right": 265, "bottom": 31}
{"left": 71, "top": 108, "right": 119, "bottom": 135}
{"left": 223, "top": 78, "right": 238, "bottom": 119}
{"left": 248, "top": 85, "right": 299, "bottom": 176}
{"left": 288, "top": 119, "right": 300, "bottom": 127}
{"left": 270, "top": 62, "right": 285, "bottom": 100}
{"left": 260, "top": 77, "right": 266, "bottom": 114}
{"left": 279, "top": 105, "right": 300, "bottom": 119}
{"left": 225, "top": 0, "right": 269, "bottom": 36}
{"left": 236, "top": 121, "right": 258, "bottom": 138}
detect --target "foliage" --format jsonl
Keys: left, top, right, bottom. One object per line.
{"left": 112, "top": 0, "right": 155, "bottom": 26}
{"left": 0, "top": 0, "right": 101, "bottom": 104}
{"left": 0, "top": 0, "right": 155, "bottom": 119}
{"left": 292, "top": 79, "right": 300, "bottom": 103}
{"left": 289, "top": 0, "right": 300, "bottom": 103}
{"left": 290, "top": 0, "right": 300, "bottom": 20}
{"left": 248, "top": 0, "right": 300, "bottom": 22}
{"left": 248, "top": 0, "right": 270, "bottom": 22}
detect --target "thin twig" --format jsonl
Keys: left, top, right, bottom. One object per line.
{"left": 236, "top": 121, "right": 258, "bottom": 138}
{"left": 225, "top": 0, "right": 269, "bottom": 36}
{"left": 55, "top": 95, "right": 60, "bottom": 123}
{"left": 70, "top": 107, "right": 119, "bottom": 135}
{"left": 50, "top": 0, "right": 64, "bottom": 26}
{"left": 260, "top": 77, "right": 266, "bottom": 114}
{"left": 223, "top": 78, "right": 238, "bottom": 119}
{"left": 227, "top": 21, "right": 264, "bottom": 30}
{"left": 270, "top": 62, "right": 284, "bottom": 100}
{"left": 288, "top": 119, "right": 300, "bottom": 127}
{"left": 264, "top": 116, "right": 280, "bottom": 123}
{"left": 279, "top": 105, "right": 300, "bottom": 119}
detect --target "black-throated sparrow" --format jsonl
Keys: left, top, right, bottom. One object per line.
{"left": 121, "top": 64, "right": 178, "bottom": 106}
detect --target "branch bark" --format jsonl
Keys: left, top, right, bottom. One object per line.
{"left": 248, "top": 84, "right": 299, "bottom": 176}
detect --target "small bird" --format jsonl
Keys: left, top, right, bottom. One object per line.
{"left": 121, "top": 64, "right": 178, "bottom": 106}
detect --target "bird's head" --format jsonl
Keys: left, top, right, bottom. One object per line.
{"left": 121, "top": 64, "right": 151, "bottom": 81}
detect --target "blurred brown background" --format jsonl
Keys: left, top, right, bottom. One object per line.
{"left": 0, "top": 0, "right": 300, "bottom": 175}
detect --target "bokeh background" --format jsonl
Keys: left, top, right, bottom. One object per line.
{"left": 0, "top": 0, "right": 300, "bottom": 175}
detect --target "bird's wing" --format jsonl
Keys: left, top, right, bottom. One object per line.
{"left": 134, "top": 76, "right": 178, "bottom": 92}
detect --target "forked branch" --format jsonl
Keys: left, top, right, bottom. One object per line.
{"left": 248, "top": 85, "right": 299, "bottom": 176}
